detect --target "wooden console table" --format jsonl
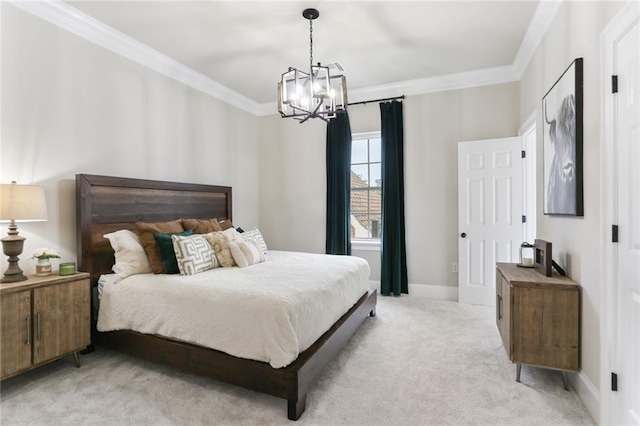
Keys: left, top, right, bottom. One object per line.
{"left": 495, "top": 263, "right": 580, "bottom": 390}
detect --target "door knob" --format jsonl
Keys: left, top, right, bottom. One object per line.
{"left": 460, "top": 233, "right": 467, "bottom": 238}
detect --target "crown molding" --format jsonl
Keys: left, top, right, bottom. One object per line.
{"left": 512, "top": 0, "right": 563, "bottom": 79}
{"left": 10, "top": 0, "right": 560, "bottom": 118}
{"left": 255, "top": 102, "right": 279, "bottom": 117}
{"left": 346, "top": 65, "right": 520, "bottom": 103}
{"left": 8, "top": 0, "right": 262, "bottom": 116}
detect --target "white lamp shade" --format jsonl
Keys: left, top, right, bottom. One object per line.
{"left": 0, "top": 183, "right": 48, "bottom": 222}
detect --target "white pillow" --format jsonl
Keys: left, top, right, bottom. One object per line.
{"left": 172, "top": 234, "right": 218, "bottom": 275}
{"left": 103, "top": 230, "right": 152, "bottom": 278}
{"left": 223, "top": 227, "right": 243, "bottom": 242}
{"left": 229, "top": 239, "right": 265, "bottom": 268}
{"left": 242, "top": 228, "right": 268, "bottom": 254}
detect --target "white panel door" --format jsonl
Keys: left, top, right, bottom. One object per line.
{"left": 615, "top": 15, "right": 640, "bottom": 425}
{"left": 458, "top": 137, "right": 523, "bottom": 306}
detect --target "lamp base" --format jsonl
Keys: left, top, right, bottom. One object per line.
{"left": 1, "top": 234, "right": 27, "bottom": 283}
{"left": 1, "top": 271, "right": 27, "bottom": 283}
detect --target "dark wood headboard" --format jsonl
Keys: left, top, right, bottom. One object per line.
{"left": 76, "top": 174, "right": 232, "bottom": 286}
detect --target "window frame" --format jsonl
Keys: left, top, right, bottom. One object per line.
{"left": 350, "top": 131, "right": 382, "bottom": 250}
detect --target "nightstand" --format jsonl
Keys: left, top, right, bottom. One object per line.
{"left": 0, "top": 272, "right": 91, "bottom": 380}
{"left": 495, "top": 263, "right": 580, "bottom": 390}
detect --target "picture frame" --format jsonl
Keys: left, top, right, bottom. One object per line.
{"left": 542, "top": 58, "right": 584, "bottom": 216}
{"left": 534, "top": 239, "right": 552, "bottom": 277}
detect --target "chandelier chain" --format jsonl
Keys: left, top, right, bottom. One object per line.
{"left": 309, "top": 18, "right": 313, "bottom": 70}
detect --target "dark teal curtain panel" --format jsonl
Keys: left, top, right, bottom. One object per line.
{"left": 380, "top": 101, "right": 408, "bottom": 295}
{"left": 326, "top": 112, "right": 352, "bottom": 255}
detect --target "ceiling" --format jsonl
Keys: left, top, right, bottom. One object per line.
{"left": 63, "top": 1, "right": 541, "bottom": 107}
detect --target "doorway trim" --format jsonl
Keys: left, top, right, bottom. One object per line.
{"left": 518, "top": 112, "right": 536, "bottom": 244}
{"left": 600, "top": 1, "right": 639, "bottom": 424}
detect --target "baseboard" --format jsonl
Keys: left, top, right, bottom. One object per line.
{"left": 369, "top": 281, "right": 458, "bottom": 301}
{"left": 570, "top": 371, "right": 600, "bottom": 423}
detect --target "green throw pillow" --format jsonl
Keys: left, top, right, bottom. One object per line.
{"left": 153, "top": 230, "right": 193, "bottom": 274}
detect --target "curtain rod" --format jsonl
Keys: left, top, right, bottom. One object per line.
{"left": 347, "top": 95, "right": 405, "bottom": 107}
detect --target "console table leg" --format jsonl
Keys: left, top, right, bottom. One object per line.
{"left": 562, "top": 371, "right": 570, "bottom": 391}
{"left": 73, "top": 352, "right": 81, "bottom": 368}
{"left": 516, "top": 364, "right": 522, "bottom": 382}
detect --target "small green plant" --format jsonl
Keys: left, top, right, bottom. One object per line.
{"left": 30, "top": 248, "right": 61, "bottom": 260}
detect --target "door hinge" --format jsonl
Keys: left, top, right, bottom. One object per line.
{"left": 522, "top": 215, "right": 526, "bottom": 223}
{"left": 612, "top": 372, "right": 618, "bottom": 391}
{"left": 612, "top": 75, "right": 618, "bottom": 93}
{"left": 612, "top": 225, "right": 619, "bottom": 243}
{"left": 521, "top": 150, "right": 526, "bottom": 159}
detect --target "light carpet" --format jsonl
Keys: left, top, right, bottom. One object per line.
{"left": 0, "top": 296, "right": 594, "bottom": 425}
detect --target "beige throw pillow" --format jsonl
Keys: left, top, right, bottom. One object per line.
{"left": 229, "top": 239, "right": 265, "bottom": 268}
{"left": 205, "top": 228, "right": 243, "bottom": 267}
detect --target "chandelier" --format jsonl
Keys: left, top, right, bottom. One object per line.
{"left": 278, "top": 8, "right": 348, "bottom": 123}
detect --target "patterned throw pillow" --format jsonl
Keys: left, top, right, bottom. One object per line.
{"left": 172, "top": 234, "right": 218, "bottom": 275}
{"left": 242, "top": 228, "right": 268, "bottom": 254}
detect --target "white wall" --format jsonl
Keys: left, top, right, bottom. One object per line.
{"left": 0, "top": 3, "right": 260, "bottom": 275}
{"left": 259, "top": 82, "right": 520, "bottom": 292}
{"left": 518, "top": 0, "right": 625, "bottom": 415}
{"left": 257, "top": 116, "right": 327, "bottom": 253}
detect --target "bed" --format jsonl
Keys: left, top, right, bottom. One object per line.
{"left": 76, "top": 174, "right": 377, "bottom": 420}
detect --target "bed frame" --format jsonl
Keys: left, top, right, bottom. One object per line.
{"left": 76, "top": 174, "right": 377, "bottom": 420}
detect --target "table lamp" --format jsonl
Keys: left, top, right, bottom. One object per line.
{"left": 0, "top": 182, "right": 48, "bottom": 283}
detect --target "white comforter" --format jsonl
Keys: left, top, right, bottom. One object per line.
{"left": 97, "top": 251, "right": 370, "bottom": 368}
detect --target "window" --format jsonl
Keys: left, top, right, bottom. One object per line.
{"left": 350, "top": 132, "right": 381, "bottom": 240}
